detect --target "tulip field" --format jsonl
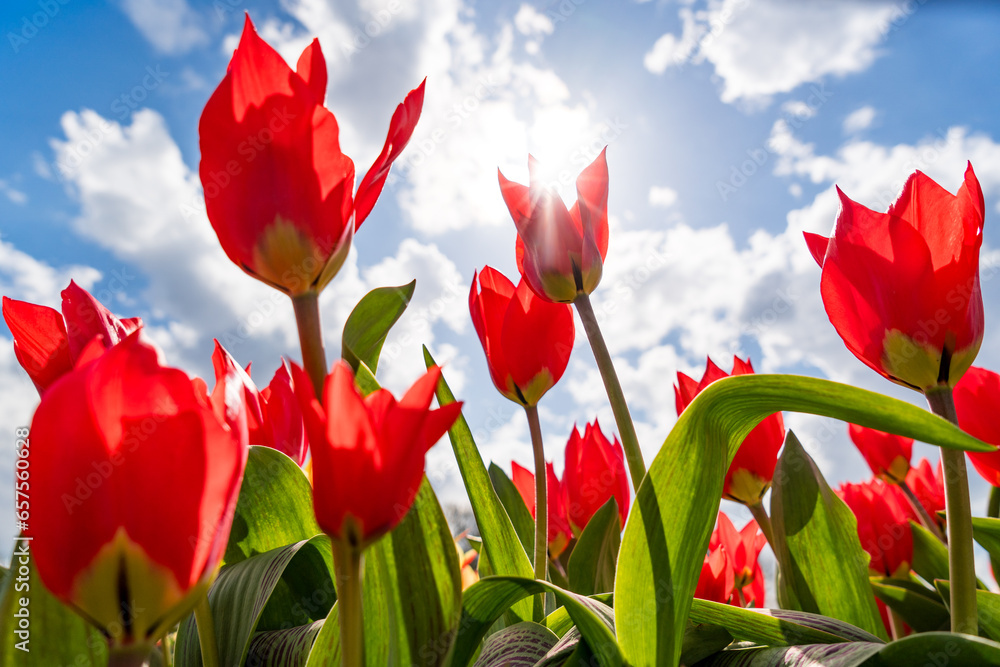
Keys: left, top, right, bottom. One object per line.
{"left": 5, "top": 8, "right": 1000, "bottom": 667}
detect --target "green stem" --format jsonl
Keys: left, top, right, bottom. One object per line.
{"left": 106, "top": 646, "right": 151, "bottom": 667}
{"left": 161, "top": 633, "right": 173, "bottom": 667}
{"left": 926, "top": 387, "right": 978, "bottom": 634}
{"left": 888, "top": 607, "right": 906, "bottom": 641}
{"left": 899, "top": 479, "right": 946, "bottom": 543}
{"left": 333, "top": 540, "right": 365, "bottom": 665}
{"left": 574, "top": 292, "right": 646, "bottom": 491}
{"left": 525, "top": 404, "right": 548, "bottom": 582}
{"left": 292, "top": 291, "right": 328, "bottom": 398}
{"left": 193, "top": 598, "right": 220, "bottom": 667}
{"left": 748, "top": 501, "right": 775, "bottom": 549}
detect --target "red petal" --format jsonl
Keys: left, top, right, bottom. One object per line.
{"left": 511, "top": 461, "right": 535, "bottom": 517}
{"left": 804, "top": 232, "right": 830, "bottom": 268}
{"left": 354, "top": 79, "right": 426, "bottom": 228}
{"left": 295, "top": 38, "right": 327, "bottom": 104}
{"left": 61, "top": 281, "right": 130, "bottom": 359}
{"left": 2, "top": 296, "right": 72, "bottom": 394}
{"left": 575, "top": 147, "right": 610, "bottom": 262}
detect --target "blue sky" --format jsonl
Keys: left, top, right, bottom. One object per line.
{"left": 3, "top": 0, "right": 1000, "bottom": 575}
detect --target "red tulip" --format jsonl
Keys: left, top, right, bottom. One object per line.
{"left": 292, "top": 360, "right": 461, "bottom": 546}
{"left": 804, "top": 164, "right": 985, "bottom": 391}
{"left": 710, "top": 513, "right": 767, "bottom": 607}
{"left": 499, "top": 149, "right": 609, "bottom": 303}
{"left": 905, "top": 458, "right": 945, "bottom": 520}
{"left": 512, "top": 461, "right": 573, "bottom": 559}
{"left": 2, "top": 280, "right": 141, "bottom": 394}
{"left": 199, "top": 15, "right": 424, "bottom": 295}
{"left": 206, "top": 343, "right": 308, "bottom": 466}
{"left": 848, "top": 423, "right": 913, "bottom": 483}
{"left": 953, "top": 366, "right": 1000, "bottom": 486}
{"left": 675, "top": 356, "right": 785, "bottom": 505}
{"left": 469, "top": 266, "right": 574, "bottom": 406}
{"left": 563, "top": 419, "right": 630, "bottom": 534}
{"left": 837, "top": 479, "right": 916, "bottom": 577}
{"left": 27, "top": 332, "right": 248, "bottom": 647}
{"left": 695, "top": 546, "right": 735, "bottom": 605}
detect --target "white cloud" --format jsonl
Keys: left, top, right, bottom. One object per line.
{"left": 648, "top": 185, "right": 678, "bottom": 208}
{"left": 118, "top": 0, "right": 208, "bottom": 55}
{"left": 0, "top": 180, "right": 26, "bottom": 205}
{"left": 843, "top": 105, "right": 877, "bottom": 134}
{"left": 645, "top": 0, "right": 901, "bottom": 106}
{"left": 514, "top": 4, "right": 554, "bottom": 37}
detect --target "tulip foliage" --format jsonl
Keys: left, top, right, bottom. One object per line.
{"left": 6, "top": 15, "right": 1000, "bottom": 667}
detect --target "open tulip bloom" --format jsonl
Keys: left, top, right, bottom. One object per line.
{"left": 11, "top": 12, "right": 1000, "bottom": 667}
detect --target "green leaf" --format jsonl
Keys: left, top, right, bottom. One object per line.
{"left": 911, "top": 520, "right": 951, "bottom": 586}
{"left": 176, "top": 536, "right": 333, "bottom": 667}
{"left": 0, "top": 552, "right": 108, "bottom": 667}
{"left": 971, "top": 516, "right": 1000, "bottom": 568}
{"left": 567, "top": 498, "right": 621, "bottom": 596}
{"left": 449, "top": 576, "right": 621, "bottom": 667}
{"left": 473, "top": 622, "right": 558, "bottom": 666}
{"left": 246, "top": 621, "right": 325, "bottom": 666}
{"left": 870, "top": 577, "right": 949, "bottom": 633}
{"left": 541, "top": 593, "right": 613, "bottom": 638}
{"left": 424, "top": 346, "right": 536, "bottom": 622}
{"left": 679, "top": 620, "right": 734, "bottom": 667}
{"left": 304, "top": 604, "right": 340, "bottom": 666}
{"left": 988, "top": 488, "right": 1000, "bottom": 578}
{"left": 615, "top": 373, "right": 989, "bottom": 667}
{"left": 488, "top": 463, "right": 536, "bottom": 559}
{"left": 770, "top": 431, "right": 886, "bottom": 639}
{"left": 694, "top": 642, "right": 885, "bottom": 666}
{"left": 688, "top": 599, "right": 882, "bottom": 647}
{"left": 361, "top": 478, "right": 462, "bottom": 667}
{"left": 223, "top": 445, "right": 323, "bottom": 566}
{"left": 934, "top": 580, "right": 1000, "bottom": 641}
{"left": 342, "top": 280, "right": 415, "bottom": 374}
{"left": 872, "top": 632, "right": 1000, "bottom": 666}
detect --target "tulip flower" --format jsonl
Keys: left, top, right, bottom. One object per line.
{"left": 675, "top": 356, "right": 785, "bottom": 506}
{"left": 27, "top": 332, "right": 248, "bottom": 651}
{"left": 848, "top": 423, "right": 913, "bottom": 483}
{"left": 710, "top": 513, "right": 767, "bottom": 608}
{"left": 207, "top": 343, "right": 308, "bottom": 465}
{"left": 695, "top": 547, "right": 735, "bottom": 605}
{"left": 469, "top": 266, "right": 574, "bottom": 406}
{"left": 804, "top": 164, "right": 984, "bottom": 391}
{"left": 2, "top": 280, "right": 141, "bottom": 394}
{"left": 292, "top": 360, "right": 461, "bottom": 546}
{"left": 953, "top": 366, "right": 1000, "bottom": 487}
{"left": 499, "top": 149, "right": 609, "bottom": 304}
{"left": 199, "top": 15, "right": 424, "bottom": 296}
{"left": 905, "top": 458, "right": 946, "bottom": 528}
{"left": 837, "top": 479, "right": 915, "bottom": 577}
{"left": 512, "top": 461, "right": 573, "bottom": 559}
{"left": 563, "top": 419, "right": 630, "bottom": 534}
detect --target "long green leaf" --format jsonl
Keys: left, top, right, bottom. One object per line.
{"left": 246, "top": 621, "right": 324, "bottom": 666}
{"left": 488, "top": 463, "right": 536, "bottom": 559}
{"left": 615, "top": 374, "right": 991, "bottom": 667}
{"left": 474, "top": 622, "right": 558, "bottom": 666}
{"left": 361, "top": 478, "right": 462, "bottom": 666}
{"left": 342, "top": 281, "right": 416, "bottom": 374}
{"left": 448, "top": 577, "right": 621, "bottom": 667}
{"left": 222, "top": 446, "right": 323, "bottom": 566}
{"left": 0, "top": 551, "right": 107, "bottom": 666}
{"left": 567, "top": 498, "right": 621, "bottom": 596}
{"left": 176, "top": 536, "right": 332, "bottom": 667}
{"left": 934, "top": 580, "right": 1000, "bottom": 641}
{"left": 870, "top": 577, "right": 949, "bottom": 633}
{"left": 771, "top": 431, "right": 886, "bottom": 638}
{"left": 971, "top": 516, "right": 1000, "bottom": 566}
{"left": 688, "top": 600, "right": 882, "bottom": 647}
{"left": 424, "top": 347, "right": 536, "bottom": 621}
{"left": 695, "top": 642, "right": 883, "bottom": 666}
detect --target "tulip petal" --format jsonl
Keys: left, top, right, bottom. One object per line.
{"left": 295, "top": 38, "right": 327, "bottom": 104}
{"left": 354, "top": 79, "right": 426, "bottom": 228}
{"left": 2, "top": 296, "right": 72, "bottom": 394}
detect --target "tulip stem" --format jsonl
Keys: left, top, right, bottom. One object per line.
{"left": 888, "top": 608, "right": 905, "bottom": 640}
{"left": 748, "top": 501, "right": 775, "bottom": 549}
{"left": 525, "top": 404, "right": 549, "bottom": 583}
{"left": 194, "top": 598, "right": 220, "bottom": 667}
{"left": 292, "top": 290, "right": 328, "bottom": 398}
{"left": 106, "top": 646, "right": 151, "bottom": 667}
{"left": 926, "top": 387, "right": 978, "bottom": 635}
{"left": 574, "top": 293, "right": 646, "bottom": 491}
{"left": 899, "top": 480, "right": 946, "bottom": 543}
{"left": 333, "top": 540, "right": 365, "bottom": 666}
